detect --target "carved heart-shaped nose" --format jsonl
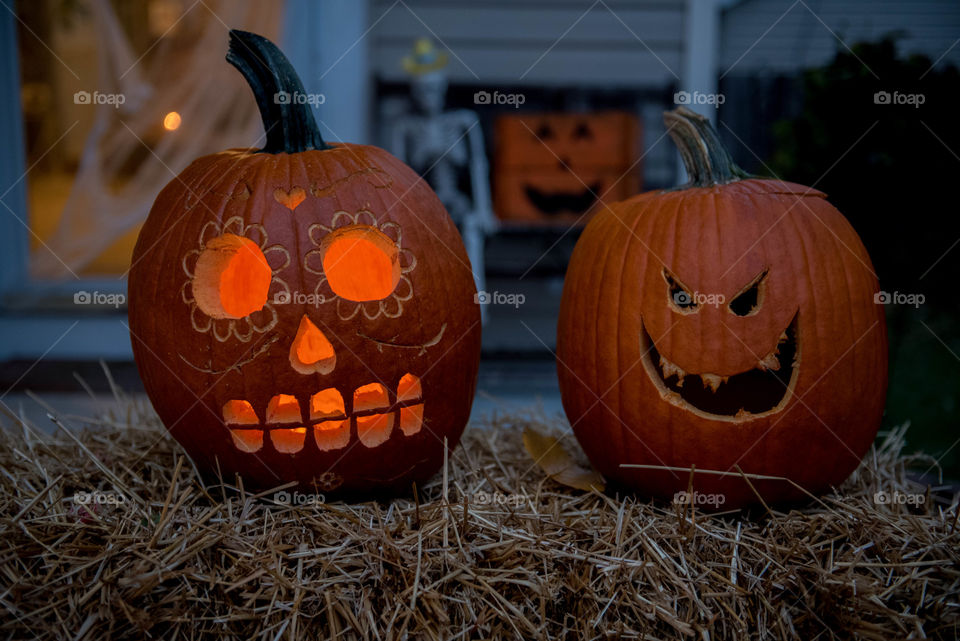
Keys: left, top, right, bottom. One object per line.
{"left": 274, "top": 186, "right": 306, "bottom": 211}
{"left": 289, "top": 315, "right": 336, "bottom": 375}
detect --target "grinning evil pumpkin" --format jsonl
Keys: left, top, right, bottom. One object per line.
{"left": 128, "top": 31, "right": 481, "bottom": 495}
{"left": 494, "top": 112, "right": 640, "bottom": 224}
{"left": 557, "top": 107, "right": 887, "bottom": 508}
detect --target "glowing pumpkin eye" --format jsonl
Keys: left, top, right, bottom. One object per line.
{"left": 193, "top": 233, "right": 271, "bottom": 319}
{"left": 320, "top": 225, "right": 400, "bottom": 302}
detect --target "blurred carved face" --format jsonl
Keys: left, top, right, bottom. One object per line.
{"left": 493, "top": 112, "right": 640, "bottom": 223}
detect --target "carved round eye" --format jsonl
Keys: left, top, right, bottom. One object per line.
{"left": 663, "top": 269, "right": 697, "bottom": 313}
{"left": 320, "top": 225, "right": 400, "bottom": 302}
{"left": 729, "top": 270, "right": 767, "bottom": 317}
{"left": 193, "top": 233, "right": 271, "bottom": 319}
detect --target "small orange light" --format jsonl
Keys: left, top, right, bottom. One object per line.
{"left": 163, "top": 111, "right": 181, "bottom": 131}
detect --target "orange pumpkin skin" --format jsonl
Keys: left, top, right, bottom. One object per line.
{"left": 128, "top": 32, "right": 480, "bottom": 495}
{"left": 557, "top": 109, "right": 887, "bottom": 508}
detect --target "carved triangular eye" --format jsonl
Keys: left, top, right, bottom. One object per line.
{"left": 663, "top": 269, "right": 697, "bottom": 312}
{"left": 573, "top": 122, "right": 592, "bottom": 139}
{"left": 729, "top": 269, "right": 768, "bottom": 316}
{"left": 535, "top": 123, "right": 554, "bottom": 139}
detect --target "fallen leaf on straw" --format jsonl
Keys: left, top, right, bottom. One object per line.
{"left": 522, "top": 426, "right": 605, "bottom": 492}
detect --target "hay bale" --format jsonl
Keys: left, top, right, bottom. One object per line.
{"left": 0, "top": 398, "right": 957, "bottom": 640}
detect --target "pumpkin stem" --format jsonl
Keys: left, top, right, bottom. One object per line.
{"left": 664, "top": 107, "right": 750, "bottom": 188}
{"left": 227, "top": 29, "right": 331, "bottom": 154}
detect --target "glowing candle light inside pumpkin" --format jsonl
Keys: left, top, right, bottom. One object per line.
{"left": 163, "top": 111, "right": 182, "bottom": 131}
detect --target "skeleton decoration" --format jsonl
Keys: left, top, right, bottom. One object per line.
{"left": 391, "top": 39, "right": 495, "bottom": 313}
{"left": 129, "top": 31, "right": 481, "bottom": 495}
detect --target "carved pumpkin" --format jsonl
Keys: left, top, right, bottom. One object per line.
{"left": 557, "top": 107, "right": 887, "bottom": 507}
{"left": 128, "top": 31, "right": 481, "bottom": 495}
{"left": 494, "top": 112, "right": 640, "bottom": 224}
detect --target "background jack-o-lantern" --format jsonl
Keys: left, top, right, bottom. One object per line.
{"left": 494, "top": 112, "right": 640, "bottom": 224}
{"left": 557, "top": 107, "right": 887, "bottom": 508}
{"left": 128, "top": 31, "right": 481, "bottom": 495}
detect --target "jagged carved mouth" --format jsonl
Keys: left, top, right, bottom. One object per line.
{"left": 222, "top": 373, "right": 424, "bottom": 454}
{"left": 524, "top": 183, "right": 600, "bottom": 215}
{"left": 639, "top": 314, "right": 800, "bottom": 421}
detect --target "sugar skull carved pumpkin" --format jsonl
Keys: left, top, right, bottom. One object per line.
{"left": 494, "top": 112, "right": 640, "bottom": 224}
{"left": 557, "top": 107, "right": 887, "bottom": 507}
{"left": 128, "top": 31, "right": 481, "bottom": 495}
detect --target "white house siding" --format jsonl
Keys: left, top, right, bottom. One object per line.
{"left": 369, "top": 0, "right": 687, "bottom": 87}
{"left": 720, "top": 0, "right": 960, "bottom": 76}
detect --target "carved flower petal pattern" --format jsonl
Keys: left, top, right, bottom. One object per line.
{"left": 181, "top": 215, "right": 289, "bottom": 342}
{"left": 305, "top": 210, "right": 417, "bottom": 321}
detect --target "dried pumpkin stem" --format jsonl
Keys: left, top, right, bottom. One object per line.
{"left": 664, "top": 106, "right": 750, "bottom": 188}
{"left": 227, "top": 29, "right": 332, "bottom": 154}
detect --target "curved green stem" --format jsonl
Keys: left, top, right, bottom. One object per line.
{"left": 227, "top": 29, "right": 331, "bottom": 154}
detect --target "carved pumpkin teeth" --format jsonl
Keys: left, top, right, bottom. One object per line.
{"left": 310, "top": 388, "right": 346, "bottom": 421}
{"left": 640, "top": 312, "right": 799, "bottom": 417}
{"left": 353, "top": 383, "right": 391, "bottom": 413}
{"left": 223, "top": 400, "right": 258, "bottom": 425}
{"left": 399, "top": 404, "right": 424, "bottom": 435}
{"left": 659, "top": 355, "right": 684, "bottom": 380}
{"left": 271, "top": 427, "right": 307, "bottom": 453}
{"left": 758, "top": 353, "right": 781, "bottom": 372}
{"left": 357, "top": 413, "right": 394, "bottom": 447}
{"left": 266, "top": 394, "right": 302, "bottom": 424}
{"left": 700, "top": 373, "right": 726, "bottom": 393}
{"left": 314, "top": 419, "right": 350, "bottom": 451}
{"left": 222, "top": 373, "right": 426, "bottom": 452}
{"left": 397, "top": 373, "right": 422, "bottom": 402}
{"left": 230, "top": 429, "right": 263, "bottom": 452}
